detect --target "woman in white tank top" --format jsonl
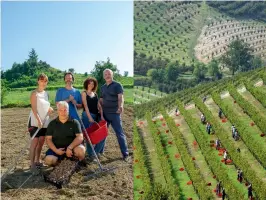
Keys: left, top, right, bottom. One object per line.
{"left": 28, "top": 73, "right": 53, "bottom": 170}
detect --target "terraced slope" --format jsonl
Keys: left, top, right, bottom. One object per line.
{"left": 134, "top": 68, "right": 266, "bottom": 199}
{"left": 134, "top": 1, "right": 266, "bottom": 73}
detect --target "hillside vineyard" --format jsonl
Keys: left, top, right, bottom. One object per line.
{"left": 133, "top": 68, "right": 266, "bottom": 199}
{"left": 134, "top": 1, "right": 266, "bottom": 66}
{"left": 195, "top": 20, "right": 266, "bottom": 63}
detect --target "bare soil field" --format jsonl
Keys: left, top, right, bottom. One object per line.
{"left": 1, "top": 107, "right": 133, "bottom": 200}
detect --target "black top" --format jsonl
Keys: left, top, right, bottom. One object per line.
{"left": 46, "top": 117, "right": 82, "bottom": 148}
{"left": 83, "top": 92, "right": 99, "bottom": 114}
{"left": 100, "top": 81, "right": 123, "bottom": 114}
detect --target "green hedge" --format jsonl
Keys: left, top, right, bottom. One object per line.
{"left": 133, "top": 122, "right": 153, "bottom": 199}
{"left": 228, "top": 85, "right": 266, "bottom": 134}
{"left": 146, "top": 113, "right": 180, "bottom": 200}
{"left": 244, "top": 82, "right": 266, "bottom": 108}
{"left": 10, "top": 84, "right": 133, "bottom": 91}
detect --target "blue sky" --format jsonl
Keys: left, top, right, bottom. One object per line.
{"left": 1, "top": 1, "right": 133, "bottom": 76}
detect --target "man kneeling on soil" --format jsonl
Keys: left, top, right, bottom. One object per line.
{"left": 44, "top": 101, "right": 85, "bottom": 166}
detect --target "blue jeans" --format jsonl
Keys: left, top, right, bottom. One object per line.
{"left": 103, "top": 112, "right": 129, "bottom": 157}
{"left": 81, "top": 111, "right": 105, "bottom": 157}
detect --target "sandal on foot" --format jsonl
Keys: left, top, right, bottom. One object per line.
{"left": 35, "top": 162, "right": 47, "bottom": 168}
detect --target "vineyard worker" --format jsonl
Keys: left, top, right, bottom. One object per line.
{"left": 200, "top": 113, "right": 206, "bottom": 124}
{"left": 239, "top": 169, "right": 243, "bottom": 183}
{"left": 237, "top": 169, "right": 240, "bottom": 181}
{"left": 234, "top": 129, "right": 239, "bottom": 141}
{"left": 44, "top": 101, "right": 85, "bottom": 166}
{"left": 231, "top": 125, "right": 235, "bottom": 138}
{"left": 202, "top": 96, "right": 207, "bottom": 103}
{"left": 248, "top": 183, "right": 253, "bottom": 199}
{"left": 222, "top": 188, "right": 226, "bottom": 200}
{"left": 55, "top": 72, "right": 82, "bottom": 121}
{"left": 99, "top": 69, "right": 130, "bottom": 162}
{"left": 81, "top": 77, "right": 105, "bottom": 162}
{"left": 215, "top": 139, "right": 220, "bottom": 150}
{"left": 223, "top": 150, "right": 228, "bottom": 164}
{"left": 218, "top": 108, "right": 223, "bottom": 118}
{"left": 28, "top": 73, "right": 53, "bottom": 171}
{"left": 206, "top": 122, "right": 212, "bottom": 134}
{"left": 216, "top": 181, "right": 221, "bottom": 195}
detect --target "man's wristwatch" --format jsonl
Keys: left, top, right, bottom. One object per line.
{"left": 67, "top": 146, "right": 73, "bottom": 150}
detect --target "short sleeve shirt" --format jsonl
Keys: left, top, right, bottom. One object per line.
{"left": 46, "top": 117, "right": 82, "bottom": 148}
{"left": 100, "top": 81, "right": 123, "bottom": 114}
{"left": 55, "top": 87, "right": 82, "bottom": 120}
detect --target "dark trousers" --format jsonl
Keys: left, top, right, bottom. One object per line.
{"left": 103, "top": 112, "right": 129, "bottom": 157}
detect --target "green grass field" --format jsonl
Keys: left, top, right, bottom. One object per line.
{"left": 2, "top": 74, "right": 133, "bottom": 107}
{"left": 2, "top": 88, "right": 133, "bottom": 107}
{"left": 9, "top": 75, "right": 133, "bottom": 90}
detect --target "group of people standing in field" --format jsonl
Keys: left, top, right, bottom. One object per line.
{"left": 27, "top": 69, "right": 130, "bottom": 172}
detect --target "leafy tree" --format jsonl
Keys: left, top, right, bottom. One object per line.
{"left": 207, "top": 59, "right": 222, "bottom": 80}
{"left": 1, "top": 70, "right": 4, "bottom": 79}
{"left": 134, "top": 54, "right": 170, "bottom": 75}
{"left": 149, "top": 69, "right": 165, "bottom": 83}
{"left": 193, "top": 62, "right": 207, "bottom": 81}
{"left": 90, "top": 57, "right": 121, "bottom": 94}
{"left": 124, "top": 71, "right": 129, "bottom": 77}
{"left": 2, "top": 49, "right": 86, "bottom": 88}
{"left": 146, "top": 69, "right": 155, "bottom": 77}
{"left": 221, "top": 39, "right": 253, "bottom": 75}
{"left": 166, "top": 62, "right": 179, "bottom": 82}
{"left": 21, "top": 61, "right": 32, "bottom": 76}
{"left": 68, "top": 68, "right": 75, "bottom": 73}
{"left": 28, "top": 48, "right": 38, "bottom": 67}
{"left": 251, "top": 56, "right": 263, "bottom": 69}
{"left": 1, "top": 79, "right": 8, "bottom": 105}
{"left": 84, "top": 72, "right": 88, "bottom": 76}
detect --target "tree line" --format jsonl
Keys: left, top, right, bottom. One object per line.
{"left": 135, "top": 38, "right": 264, "bottom": 94}
{"left": 207, "top": 1, "right": 266, "bottom": 22}
{"left": 1, "top": 49, "right": 125, "bottom": 88}
{"left": 1, "top": 49, "right": 124, "bottom": 104}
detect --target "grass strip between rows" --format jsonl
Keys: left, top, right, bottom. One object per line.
{"left": 146, "top": 113, "right": 180, "bottom": 200}
{"left": 177, "top": 99, "right": 244, "bottom": 200}
{"left": 161, "top": 108, "right": 213, "bottom": 199}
